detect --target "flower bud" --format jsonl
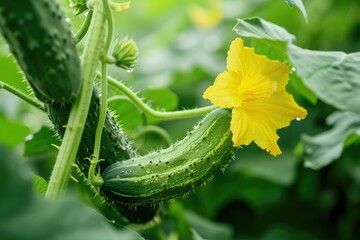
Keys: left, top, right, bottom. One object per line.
{"left": 111, "top": 37, "right": 139, "bottom": 71}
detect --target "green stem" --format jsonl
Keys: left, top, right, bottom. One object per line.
{"left": 93, "top": 63, "right": 108, "bottom": 159}
{"left": 0, "top": 81, "right": 45, "bottom": 112}
{"left": 106, "top": 76, "right": 218, "bottom": 120}
{"left": 107, "top": 95, "right": 129, "bottom": 103}
{"left": 75, "top": 10, "right": 93, "bottom": 43}
{"left": 102, "top": 0, "right": 113, "bottom": 52}
{"left": 93, "top": 0, "right": 113, "bottom": 159}
{"left": 88, "top": 156, "right": 104, "bottom": 187}
{"left": 45, "top": 0, "right": 106, "bottom": 199}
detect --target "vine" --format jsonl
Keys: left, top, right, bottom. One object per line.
{"left": 45, "top": 0, "right": 107, "bottom": 199}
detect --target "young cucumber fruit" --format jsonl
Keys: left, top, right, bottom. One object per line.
{"left": 101, "top": 108, "right": 235, "bottom": 206}
{"left": 0, "top": 0, "right": 81, "bottom": 103}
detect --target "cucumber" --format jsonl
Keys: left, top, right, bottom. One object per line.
{"left": 47, "top": 88, "right": 160, "bottom": 223}
{"left": 46, "top": 88, "right": 136, "bottom": 173}
{"left": 0, "top": 0, "right": 81, "bottom": 103}
{"left": 101, "top": 108, "right": 235, "bottom": 206}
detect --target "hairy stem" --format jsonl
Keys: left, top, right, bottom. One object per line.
{"left": 45, "top": 0, "right": 106, "bottom": 199}
{"left": 0, "top": 81, "right": 45, "bottom": 111}
{"left": 93, "top": 63, "right": 108, "bottom": 159}
{"left": 93, "top": 0, "right": 113, "bottom": 160}
{"left": 106, "top": 76, "right": 218, "bottom": 120}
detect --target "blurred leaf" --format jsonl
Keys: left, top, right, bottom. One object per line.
{"left": 231, "top": 149, "right": 299, "bottom": 186}
{"left": 108, "top": 87, "right": 178, "bottom": 129}
{"left": 258, "top": 224, "right": 318, "bottom": 240}
{"left": 186, "top": 173, "right": 284, "bottom": 219}
{"left": 233, "top": 17, "right": 295, "bottom": 51}
{"left": 167, "top": 201, "right": 193, "bottom": 240}
{"left": 0, "top": 114, "right": 30, "bottom": 148}
{"left": 33, "top": 174, "right": 48, "bottom": 196}
{"left": 24, "top": 126, "right": 60, "bottom": 156}
{"left": 288, "top": 72, "right": 317, "bottom": 104}
{"left": 186, "top": 211, "right": 233, "bottom": 240}
{"left": 0, "top": 55, "right": 31, "bottom": 94}
{"left": 288, "top": 44, "right": 360, "bottom": 114}
{"left": 0, "top": 145, "right": 143, "bottom": 240}
{"left": 143, "top": 88, "right": 178, "bottom": 111}
{"left": 284, "top": 0, "right": 308, "bottom": 23}
{"left": 302, "top": 111, "right": 360, "bottom": 170}
{"left": 191, "top": 229, "right": 205, "bottom": 240}
{"left": 132, "top": 125, "right": 172, "bottom": 154}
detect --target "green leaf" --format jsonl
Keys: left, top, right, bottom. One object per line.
{"left": 233, "top": 17, "right": 295, "bottom": 52}
{"left": 143, "top": 88, "right": 179, "bottom": 111}
{"left": 33, "top": 175, "right": 48, "bottom": 196}
{"left": 24, "top": 126, "right": 60, "bottom": 156}
{"left": 288, "top": 44, "right": 360, "bottom": 114}
{"left": 0, "top": 145, "right": 143, "bottom": 240}
{"left": 0, "top": 55, "right": 32, "bottom": 94}
{"left": 284, "top": 0, "right": 308, "bottom": 23}
{"left": 302, "top": 111, "right": 360, "bottom": 170}
{"left": 231, "top": 149, "right": 299, "bottom": 186}
{"left": 0, "top": 114, "right": 30, "bottom": 148}
{"left": 186, "top": 211, "right": 233, "bottom": 240}
{"left": 288, "top": 72, "right": 317, "bottom": 104}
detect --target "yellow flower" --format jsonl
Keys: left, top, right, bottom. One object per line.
{"left": 203, "top": 38, "right": 307, "bottom": 156}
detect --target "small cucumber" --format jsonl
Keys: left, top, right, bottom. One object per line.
{"left": 101, "top": 108, "right": 235, "bottom": 206}
{"left": 0, "top": 0, "right": 81, "bottom": 103}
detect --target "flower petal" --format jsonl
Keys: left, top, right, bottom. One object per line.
{"left": 203, "top": 71, "right": 243, "bottom": 108}
{"left": 227, "top": 38, "right": 271, "bottom": 76}
{"left": 231, "top": 92, "right": 307, "bottom": 156}
{"left": 261, "top": 59, "right": 290, "bottom": 92}
{"left": 227, "top": 38, "right": 246, "bottom": 73}
{"left": 244, "top": 91, "right": 307, "bottom": 129}
{"left": 227, "top": 38, "right": 290, "bottom": 99}
{"left": 231, "top": 107, "right": 282, "bottom": 156}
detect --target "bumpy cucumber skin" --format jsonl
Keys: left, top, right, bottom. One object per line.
{"left": 102, "top": 108, "right": 234, "bottom": 206}
{"left": 46, "top": 88, "right": 136, "bottom": 173}
{"left": 47, "top": 89, "right": 160, "bottom": 223}
{"left": 0, "top": 0, "right": 81, "bottom": 103}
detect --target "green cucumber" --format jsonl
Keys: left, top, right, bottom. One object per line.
{"left": 46, "top": 88, "right": 136, "bottom": 173}
{"left": 0, "top": 0, "right": 81, "bottom": 103}
{"left": 101, "top": 108, "right": 235, "bottom": 206}
{"left": 47, "top": 88, "right": 160, "bottom": 223}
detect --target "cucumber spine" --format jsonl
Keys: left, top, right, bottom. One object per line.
{"left": 101, "top": 108, "right": 235, "bottom": 206}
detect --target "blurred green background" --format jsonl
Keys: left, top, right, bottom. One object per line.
{"left": 1, "top": 0, "right": 360, "bottom": 239}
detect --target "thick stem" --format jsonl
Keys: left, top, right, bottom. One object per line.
{"left": 45, "top": 0, "right": 106, "bottom": 199}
